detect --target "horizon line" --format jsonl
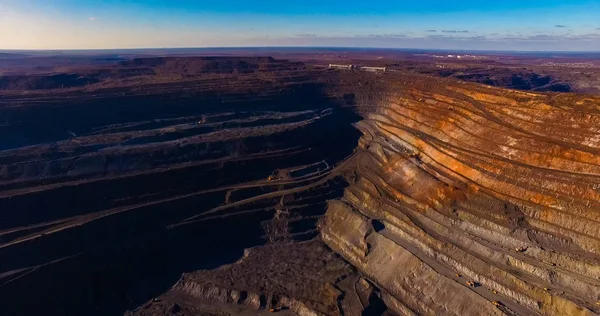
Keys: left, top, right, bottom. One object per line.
{"left": 2, "top": 46, "right": 600, "bottom": 54}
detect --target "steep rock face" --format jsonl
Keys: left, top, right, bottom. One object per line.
{"left": 322, "top": 75, "right": 600, "bottom": 316}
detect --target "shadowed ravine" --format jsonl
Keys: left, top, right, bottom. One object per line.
{"left": 0, "top": 61, "right": 362, "bottom": 315}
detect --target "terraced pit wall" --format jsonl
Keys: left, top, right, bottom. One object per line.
{"left": 321, "top": 74, "right": 600, "bottom": 316}
{"left": 0, "top": 68, "right": 362, "bottom": 316}
{"left": 3, "top": 58, "right": 600, "bottom": 316}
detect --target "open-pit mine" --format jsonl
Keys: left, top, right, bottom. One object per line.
{"left": 1, "top": 55, "right": 599, "bottom": 316}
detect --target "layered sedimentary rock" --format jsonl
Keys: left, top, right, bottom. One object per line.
{"left": 322, "top": 74, "right": 600, "bottom": 315}
{"left": 2, "top": 56, "right": 600, "bottom": 316}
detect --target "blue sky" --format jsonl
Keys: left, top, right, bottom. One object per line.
{"left": 1, "top": 0, "right": 600, "bottom": 50}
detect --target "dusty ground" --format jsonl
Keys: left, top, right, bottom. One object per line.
{"left": 128, "top": 240, "right": 377, "bottom": 316}
{"left": 130, "top": 292, "right": 296, "bottom": 316}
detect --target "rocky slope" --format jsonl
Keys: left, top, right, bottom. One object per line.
{"left": 1, "top": 57, "right": 599, "bottom": 316}
{"left": 321, "top": 74, "right": 600, "bottom": 315}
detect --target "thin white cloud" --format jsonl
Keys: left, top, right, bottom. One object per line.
{"left": 88, "top": 17, "right": 96, "bottom": 21}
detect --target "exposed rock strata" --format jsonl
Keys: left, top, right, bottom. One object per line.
{"left": 322, "top": 75, "right": 600, "bottom": 315}
{"left": 2, "top": 57, "right": 600, "bottom": 316}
